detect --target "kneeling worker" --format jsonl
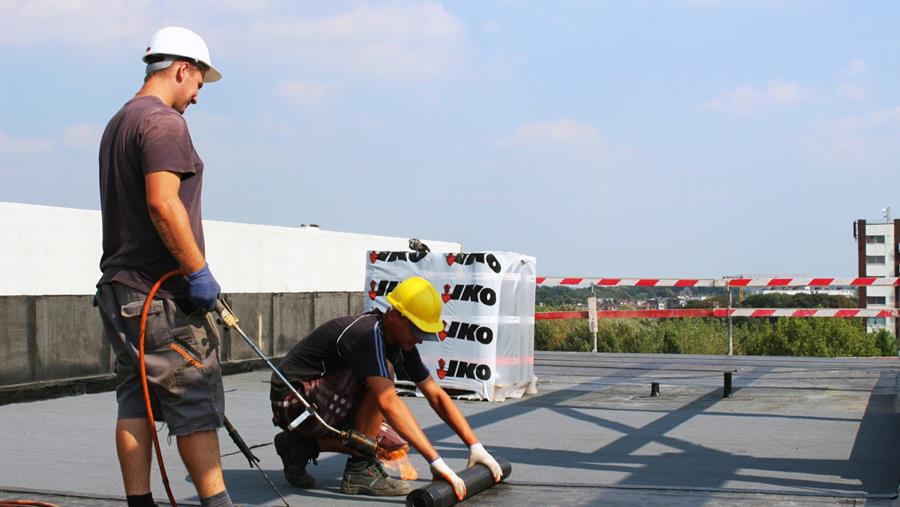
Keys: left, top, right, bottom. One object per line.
{"left": 269, "top": 276, "right": 502, "bottom": 499}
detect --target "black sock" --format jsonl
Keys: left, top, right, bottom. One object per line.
{"left": 348, "top": 454, "right": 368, "bottom": 463}
{"left": 200, "top": 490, "right": 233, "bottom": 507}
{"left": 126, "top": 493, "right": 157, "bottom": 507}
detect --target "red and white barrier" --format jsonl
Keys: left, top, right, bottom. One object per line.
{"left": 535, "top": 308, "right": 899, "bottom": 320}
{"left": 536, "top": 277, "right": 900, "bottom": 288}
{"left": 716, "top": 308, "right": 897, "bottom": 318}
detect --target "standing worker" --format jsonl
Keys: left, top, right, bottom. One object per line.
{"left": 270, "top": 276, "right": 503, "bottom": 499}
{"left": 94, "top": 26, "right": 232, "bottom": 507}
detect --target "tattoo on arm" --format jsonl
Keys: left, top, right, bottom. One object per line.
{"left": 151, "top": 212, "right": 183, "bottom": 258}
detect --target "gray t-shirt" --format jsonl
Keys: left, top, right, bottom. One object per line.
{"left": 98, "top": 95, "right": 205, "bottom": 299}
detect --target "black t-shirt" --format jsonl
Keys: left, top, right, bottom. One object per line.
{"left": 97, "top": 95, "right": 205, "bottom": 298}
{"left": 272, "top": 310, "right": 431, "bottom": 390}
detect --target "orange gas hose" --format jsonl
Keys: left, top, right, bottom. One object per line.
{"left": 139, "top": 270, "right": 183, "bottom": 507}
{"left": 0, "top": 501, "right": 60, "bottom": 507}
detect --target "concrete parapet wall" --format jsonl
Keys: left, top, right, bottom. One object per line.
{"left": 222, "top": 293, "right": 275, "bottom": 361}
{"left": 272, "top": 293, "right": 315, "bottom": 357}
{"left": 0, "top": 297, "right": 33, "bottom": 386}
{"left": 0, "top": 291, "right": 362, "bottom": 394}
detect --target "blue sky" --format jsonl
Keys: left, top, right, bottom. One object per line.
{"left": 2, "top": 1, "right": 899, "bottom": 278}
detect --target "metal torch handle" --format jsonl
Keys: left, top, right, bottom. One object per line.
{"left": 215, "top": 300, "right": 345, "bottom": 436}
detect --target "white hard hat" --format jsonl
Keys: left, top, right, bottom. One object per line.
{"left": 143, "top": 26, "right": 222, "bottom": 83}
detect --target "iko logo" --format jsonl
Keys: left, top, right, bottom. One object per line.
{"left": 368, "top": 280, "right": 399, "bottom": 301}
{"left": 369, "top": 251, "right": 427, "bottom": 264}
{"left": 440, "top": 321, "right": 493, "bottom": 345}
{"left": 441, "top": 284, "right": 497, "bottom": 306}
{"left": 436, "top": 358, "right": 492, "bottom": 381}
{"left": 445, "top": 253, "right": 501, "bottom": 273}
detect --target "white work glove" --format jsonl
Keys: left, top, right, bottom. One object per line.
{"left": 467, "top": 442, "right": 503, "bottom": 482}
{"left": 430, "top": 457, "right": 467, "bottom": 501}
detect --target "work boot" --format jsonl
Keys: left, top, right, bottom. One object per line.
{"left": 274, "top": 431, "right": 319, "bottom": 488}
{"left": 340, "top": 457, "right": 412, "bottom": 496}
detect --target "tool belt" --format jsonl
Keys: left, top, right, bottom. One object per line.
{"left": 271, "top": 368, "right": 365, "bottom": 436}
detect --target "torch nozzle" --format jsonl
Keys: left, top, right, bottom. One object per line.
{"left": 341, "top": 429, "right": 379, "bottom": 457}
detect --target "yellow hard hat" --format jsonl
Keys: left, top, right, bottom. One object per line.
{"left": 386, "top": 276, "right": 444, "bottom": 333}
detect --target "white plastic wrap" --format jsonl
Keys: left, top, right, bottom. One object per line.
{"left": 365, "top": 250, "right": 537, "bottom": 401}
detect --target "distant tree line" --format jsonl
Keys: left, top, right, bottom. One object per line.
{"left": 535, "top": 287, "right": 895, "bottom": 357}
{"left": 683, "top": 292, "right": 858, "bottom": 309}
{"left": 536, "top": 286, "right": 859, "bottom": 309}
{"left": 535, "top": 318, "right": 895, "bottom": 357}
{"left": 536, "top": 286, "right": 722, "bottom": 307}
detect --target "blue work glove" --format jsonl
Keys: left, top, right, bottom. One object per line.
{"left": 186, "top": 264, "right": 221, "bottom": 312}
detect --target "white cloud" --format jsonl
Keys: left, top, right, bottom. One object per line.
{"left": 219, "top": 0, "right": 268, "bottom": 10}
{"left": 841, "top": 58, "right": 867, "bottom": 79}
{"left": 836, "top": 59, "right": 867, "bottom": 100}
{"left": 823, "top": 107, "right": 900, "bottom": 134}
{"left": 802, "top": 106, "right": 900, "bottom": 165}
{"left": 504, "top": 119, "right": 604, "bottom": 146}
{"left": 62, "top": 123, "right": 103, "bottom": 150}
{"left": 836, "top": 83, "right": 865, "bottom": 100}
{"left": 0, "top": 0, "right": 151, "bottom": 46}
{"left": 482, "top": 19, "right": 500, "bottom": 35}
{"left": 1, "top": 2, "right": 466, "bottom": 81}
{"left": 249, "top": 2, "right": 465, "bottom": 81}
{"left": 0, "top": 0, "right": 250, "bottom": 49}
{"left": 0, "top": 131, "right": 54, "bottom": 154}
{"left": 700, "top": 80, "right": 816, "bottom": 114}
{"left": 275, "top": 80, "right": 340, "bottom": 108}
{"left": 676, "top": 0, "right": 825, "bottom": 9}
{"left": 498, "top": 119, "right": 627, "bottom": 187}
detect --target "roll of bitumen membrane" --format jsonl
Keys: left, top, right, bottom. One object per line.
{"left": 405, "top": 458, "right": 512, "bottom": 507}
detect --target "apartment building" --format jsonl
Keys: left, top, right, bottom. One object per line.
{"left": 854, "top": 211, "right": 899, "bottom": 335}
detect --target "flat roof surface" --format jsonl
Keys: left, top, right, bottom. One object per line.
{"left": 2, "top": 352, "right": 900, "bottom": 506}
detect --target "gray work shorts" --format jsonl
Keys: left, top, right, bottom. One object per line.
{"left": 95, "top": 282, "right": 225, "bottom": 436}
